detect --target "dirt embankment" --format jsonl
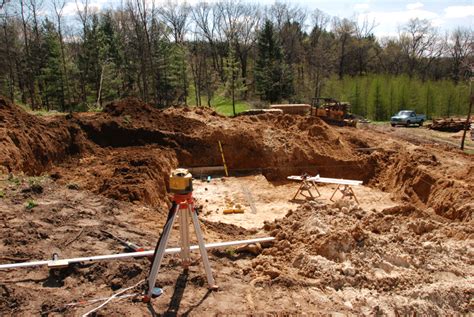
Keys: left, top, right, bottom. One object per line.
{"left": 73, "top": 98, "right": 372, "bottom": 181}
{"left": 0, "top": 98, "right": 91, "bottom": 174}
{"left": 1, "top": 96, "right": 472, "bottom": 218}
{"left": 0, "top": 96, "right": 472, "bottom": 315}
{"left": 251, "top": 200, "right": 473, "bottom": 314}
{"left": 54, "top": 97, "right": 374, "bottom": 206}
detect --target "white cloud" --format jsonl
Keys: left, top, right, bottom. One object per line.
{"left": 406, "top": 2, "right": 424, "bottom": 11}
{"left": 444, "top": 5, "right": 474, "bottom": 19}
{"left": 62, "top": 0, "right": 122, "bottom": 17}
{"left": 354, "top": 3, "right": 370, "bottom": 11}
{"left": 359, "top": 8, "right": 440, "bottom": 37}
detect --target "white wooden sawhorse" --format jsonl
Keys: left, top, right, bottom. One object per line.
{"left": 288, "top": 175, "right": 363, "bottom": 203}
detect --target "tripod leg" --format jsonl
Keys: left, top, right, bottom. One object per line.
{"left": 189, "top": 204, "right": 218, "bottom": 289}
{"left": 146, "top": 205, "right": 178, "bottom": 298}
{"left": 179, "top": 206, "right": 190, "bottom": 266}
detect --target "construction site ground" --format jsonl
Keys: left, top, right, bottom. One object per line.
{"left": 0, "top": 97, "right": 472, "bottom": 315}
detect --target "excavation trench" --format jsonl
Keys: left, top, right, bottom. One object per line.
{"left": 0, "top": 97, "right": 471, "bottom": 220}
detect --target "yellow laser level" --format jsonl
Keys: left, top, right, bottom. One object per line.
{"left": 169, "top": 168, "right": 193, "bottom": 194}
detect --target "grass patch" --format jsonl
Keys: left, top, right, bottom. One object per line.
{"left": 225, "top": 248, "right": 236, "bottom": 257}
{"left": 27, "top": 175, "right": 48, "bottom": 186}
{"left": 186, "top": 87, "right": 251, "bottom": 116}
{"left": 211, "top": 95, "right": 251, "bottom": 116}
{"left": 25, "top": 199, "right": 38, "bottom": 210}
{"left": 0, "top": 190, "right": 4, "bottom": 198}
{"left": 123, "top": 115, "right": 132, "bottom": 125}
{"left": 7, "top": 175, "right": 20, "bottom": 186}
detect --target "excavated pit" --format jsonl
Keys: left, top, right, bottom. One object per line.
{"left": 0, "top": 96, "right": 472, "bottom": 315}
{"left": 1, "top": 96, "right": 472, "bottom": 219}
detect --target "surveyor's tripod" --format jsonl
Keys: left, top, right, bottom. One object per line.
{"left": 144, "top": 192, "right": 218, "bottom": 301}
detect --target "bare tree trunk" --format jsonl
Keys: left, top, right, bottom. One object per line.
{"left": 2, "top": 15, "right": 15, "bottom": 102}
{"left": 460, "top": 80, "right": 473, "bottom": 150}
{"left": 19, "top": 0, "right": 36, "bottom": 109}
{"left": 53, "top": 0, "right": 71, "bottom": 110}
{"left": 96, "top": 63, "right": 105, "bottom": 107}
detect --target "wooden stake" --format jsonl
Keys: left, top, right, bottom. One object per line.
{"left": 461, "top": 77, "right": 473, "bottom": 150}
{"left": 218, "top": 141, "right": 229, "bottom": 177}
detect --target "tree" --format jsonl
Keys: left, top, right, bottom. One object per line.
{"left": 0, "top": 5, "right": 17, "bottom": 102}
{"left": 306, "top": 9, "right": 334, "bottom": 100}
{"left": 52, "top": 0, "right": 72, "bottom": 108}
{"left": 371, "top": 79, "right": 384, "bottom": 120}
{"left": 353, "top": 17, "right": 377, "bottom": 75}
{"left": 40, "top": 19, "right": 64, "bottom": 110}
{"left": 399, "top": 18, "right": 443, "bottom": 79}
{"left": 448, "top": 27, "right": 473, "bottom": 83}
{"left": 159, "top": 1, "right": 190, "bottom": 104}
{"left": 224, "top": 43, "right": 245, "bottom": 115}
{"left": 333, "top": 17, "right": 355, "bottom": 80}
{"left": 254, "top": 20, "right": 293, "bottom": 103}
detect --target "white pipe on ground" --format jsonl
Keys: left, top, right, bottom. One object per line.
{"left": 0, "top": 237, "right": 275, "bottom": 270}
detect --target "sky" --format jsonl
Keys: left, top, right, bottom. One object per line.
{"left": 42, "top": 0, "right": 474, "bottom": 37}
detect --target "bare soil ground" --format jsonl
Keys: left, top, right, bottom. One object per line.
{"left": 0, "top": 97, "right": 472, "bottom": 315}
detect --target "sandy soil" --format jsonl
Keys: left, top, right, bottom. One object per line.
{"left": 194, "top": 175, "right": 397, "bottom": 229}
{"left": 0, "top": 97, "right": 472, "bottom": 315}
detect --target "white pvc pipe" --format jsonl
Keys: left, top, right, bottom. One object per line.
{"left": 0, "top": 237, "right": 275, "bottom": 270}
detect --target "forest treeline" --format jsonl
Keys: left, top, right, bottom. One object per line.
{"left": 0, "top": 0, "right": 472, "bottom": 119}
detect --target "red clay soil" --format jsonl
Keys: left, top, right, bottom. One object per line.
{"left": 0, "top": 98, "right": 91, "bottom": 174}
{"left": 0, "top": 96, "right": 473, "bottom": 315}
{"left": 1, "top": 96, "right": 472, "bottom": 218}
{"left": 54, "top": 97, "right": 375, "bottom": 207}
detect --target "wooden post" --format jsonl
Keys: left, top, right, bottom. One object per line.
{"left": 461, "top": 76, "right": 473, "bottom": 150}
{"left": 218, "top": 141, "right": 229, "bottom": 177}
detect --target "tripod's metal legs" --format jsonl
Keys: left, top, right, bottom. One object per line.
{"left": 179, "top": 207, "right": 190, "bottom": 266}
{"left": 145, "top": 200, "right": 217, "bottom": 299}
{"left": 189, "top": 205, "right": 218, "bottom": 289}
{"left": 146, "top": 205, "right": 178, "bottom": 298}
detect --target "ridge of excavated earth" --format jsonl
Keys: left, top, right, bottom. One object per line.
{"left": 0, "top": 96, "right": 472, "bottom": 315}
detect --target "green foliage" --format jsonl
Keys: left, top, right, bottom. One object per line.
{"left": 322, "top": 74, "right": 471, "bottom": 120}
{"left": 25, "top": 199, "right": 38, "bottom": 210}
{"left": 7, "top": 175, "right": 20, "bottom": 186}
{"left": 27, "top": 175, "right": 48, "bottom": 186}
{"left": 212, "top": 94, "right": 251, "bottom": 116}
{"left": 225, "top": 248, "right": 236, "bottom": 257}
{"left": 122, "top": 115, "right": 132, "bottom": 125}
{"left": 40, "top": 19, "right": 65, "bottom": 111}
{"left": 1, "top": 3, "right": 470, "bottom": 117}
{"left": 254, "top": 20, "right": 294, "bottom": 103}
{"left": 224, "top": 44, "right": 247, "bottom": 116}
{"left": 87, "top": 103, "right": 104, "bottom": 112}
{"left": 0, "top": 190, "right": 4, "bottom": 198}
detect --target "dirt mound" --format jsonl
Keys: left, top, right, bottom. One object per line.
{"left": 102, "top": 98, "right": 211, "bottom": 132}
{"left": 250, "top": 200, "right": 473, "bottom": 314}
{"left": 372, "top": 149, "right": 473, "bottom": 221}
{"left": 73, "top": 98, "right": 373, "bottom": 186}
{"left": 1, "top": 96, "right": 471, "bottom": 220}
{"left": 0, "top": 97, "right": 91, "bottom": 174}
{"left": 52, "top": 146, "right": 177, "bottom": 208}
